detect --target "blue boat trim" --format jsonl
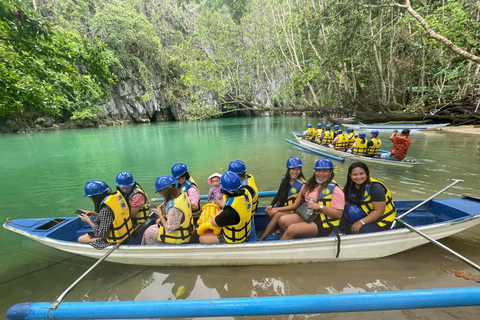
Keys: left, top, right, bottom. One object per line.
{"left": 7, "top": 286, "right": 480, "bottom": 319}
{"left": 285, "top": 139, "right": 345, "bottom": 162}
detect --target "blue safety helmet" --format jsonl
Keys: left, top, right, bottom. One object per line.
{"left": 325, "top": 124, "right": 331, "bottom": 130}
{"left": 115, "top": 171, "right": 135, "bottom": 188}
{"left": 220, "top": 171, "right": 242, "bottom": 192}
{"left": 155, "top": 175, "right": 176, "bottom": 193}
{"left": 347, "top": 127, "right": 354, "bottom": 132}
{"left": 359, "top": 132, "right": 366, "bottom": 138}
{"left": 171, "top": 163, "right": 188, "bottom": 179}
{"left": 333, "top": 125, "right": 340, "bottom": 130}
{"left": 286, "top": 156, "right": 303, "bottom": 168}
{"left": 371, "top": 130, "right": 379, "bottom": 137}
{"left": 344, "top": 204, "right": 367, "bottom": 222}
{"left": 228, "top": 160, "right": 247, "bottom": 174}
{"left": 307, "top": 124, "right": 312, "bottom": 128}
{"left": 314, "top": 158, "right": 334, "bottom": 170}
{"left": 337, "top": 129, "right": 342, "bottom": 134}
{"left": 316, "top": 123, "right": 322, "bottom": 128}
{"left": 84, "top": 180, "right": 110, "bottom": 197}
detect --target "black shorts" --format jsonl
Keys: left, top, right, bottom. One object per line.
{"left": 313, "top": 216, "right": 333, "bottom": 237}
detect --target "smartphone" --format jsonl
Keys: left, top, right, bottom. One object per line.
{"left": 75, "top": 209, "right": 87, "bottom": 216}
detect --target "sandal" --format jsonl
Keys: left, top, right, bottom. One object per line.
{"left": 273, "top": 230, "right": 284, "bottom": 237}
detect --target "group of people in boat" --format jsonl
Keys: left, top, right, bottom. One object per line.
{"left": 302, "top": 123, "right": 412, "bottom": 160}
{"left": 77, "top": 160, "right": 259, "bottom": 249}
{"left": 77, "top": 156, "right": 397, "bottom": 249}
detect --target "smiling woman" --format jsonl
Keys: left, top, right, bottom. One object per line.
{"left": 339, "top": 162, "right": 397, "bottom": 234}
{"left": 264, "top": 158, "right": 345, "bottom": 240}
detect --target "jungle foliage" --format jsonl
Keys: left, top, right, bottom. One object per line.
{"left": 1, "top": 0, "right": 479, "bottom": 121}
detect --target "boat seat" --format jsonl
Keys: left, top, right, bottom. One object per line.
{"left": 76, "top": 226, "right": 93, "bottom": 239}
{"left": 246, "top": 216, "right": 257, "bottom": 242}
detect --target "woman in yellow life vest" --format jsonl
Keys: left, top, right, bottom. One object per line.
{"left": 320, "top": 124, "right": 334, "bottom": 146}
{"left": 77, "top": 180, "right": 133, "bottom": 250}
{"left": 115, "top": 171, "right": 149, "bottom": 228}
{"left": 348, "top": 132, "right": 368, "bottom": 155}
{"left": 171, "top": 163, "right": 201, "bottom": 219}
{"left": 141, "top": 175, "right": 194, "bottom": 244}
{"left": 338, "top": 162, "right": 397, "bottom": 234}
{"left": 274, "top": 158, "right": 345, "bottom": 239}
{"left": 258, "top": 157, "right": 306, "bottom": 240}
{"left": 199, "top": 171, "right": 252, "bottom": 244}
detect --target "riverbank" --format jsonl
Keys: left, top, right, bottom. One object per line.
{"left": 437, "top": 125, "right": 480, "bottom": 135}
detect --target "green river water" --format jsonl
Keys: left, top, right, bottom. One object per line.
{"left": 1, "top": 117, "right": 480, "bottom": 319}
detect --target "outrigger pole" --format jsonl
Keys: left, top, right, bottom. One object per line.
{"left": 7, "top": 286, "right": 480, "bottom": 320}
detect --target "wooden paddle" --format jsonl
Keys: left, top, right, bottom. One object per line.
{"left": 48, "top": 205, "right": 162, "bottom": 317}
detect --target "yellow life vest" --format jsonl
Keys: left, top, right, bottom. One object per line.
{"left": 305, "top": 127, "right": 316, "bottom": 139}
{"left": 315, "top": 180, "right": 342, "bottom": 229}
{"left": 242, "top": 174, "right": 258, "bottom": 215}
{"left": 334, "top": 133, "right": 349, "bottom": 149}
{"left": 286, "top": 178, "right": 306, "bottom": 213}
{"left": 101, "top": 191, "right": 133, "bottom": 243}
{"left": 180, "top": 177, "right": 201, "bottom": 216}
{"left": 196, "top": 204, "right": 222, "bottom": 235}
{"left": 356, "top": 178, "right": 397, "bottom": 227}
{"left": 221, "top": 191, "right": 252, "bottom": 244}
{"left": 158, "top": 192, "right": 193, "bottom": 244}
{"left": 322, "top": 130, "right": 334, "bottom": 145}
{"left": 314, "top": 129, "right": 323, "bottom": 142}
{"left": 347, "top": 133, "right": 357, "bottom": 148}
{"left": 127, "top": 185, "right": 149, "bottom": 225}
{"left": 367, "top": 138, "right": 382, "bottom": 154}
{"left": 352, "top": 138, "right": 368, "bottom": 155}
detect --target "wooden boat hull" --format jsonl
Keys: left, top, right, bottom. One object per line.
{"left": 291, "top": 132, "right": 421, "bottom": 167}
{"left": 4, "top": 198, "right": 479, "bottom": 266}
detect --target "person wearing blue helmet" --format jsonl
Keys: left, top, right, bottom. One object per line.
{"left": 78, "top": 180, "right": 133, "bottom": 249}
{"left": 171, "top": 163, "right": 200, "bottom": 218}
{"left": 346, "top": 128, "right": 357, "bottom": 149}
{"left": 319, "top": 124, "right": 334, "bottom": 146}
{"left": 258, "top": 157, "right": 306, "bottom": 240}
{"left": 115, "top": 172, "right": 149, "bottom": 228}
{"left": 333, "top": 125, "right": 340, "bottom": 138}
{"left": 199, "top": 171, "right": 253, "bottom": 244}
{"left": 365, "top": 130, "right": 382, "bottom": 156}
{"left": 338, "top": 162, "right": 396, "bottom": 234}
{"left": 328, "top": 129, "right": 349, "bottom": 152}
{"left": 309, "top": 123, "right": 323, "bottom": 143}
{"left": 270, "top": 158, "right": 344, "bottom": 240}
{"left": 141, "top": 175, "right": 194, "bottom": 245}
{"left": 303, "top": 124, "right": 315, "bottom": 140}
{"left": 227, "top": 160, "right": 258, "bottom": 214}
{"left": 347, "top": 132, "right": 368, "bottom": 155}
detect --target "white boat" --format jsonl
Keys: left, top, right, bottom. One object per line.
{"left": 347, "top": 123, "right": 450, "bottom": 131}
{"left": 291, "top": 132, "right": 421, "bottom": 167}
{"left": 4, "top": 198, "right": 479, "bottom": 266}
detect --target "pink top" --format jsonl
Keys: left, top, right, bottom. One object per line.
{"left": 129, "top": 193, "right": 145, "bottom": 208}
{"left": 304, "top": 185, "right": 345, "bottom": 209}
{"left": 187, "top": 185, "right": 200, "bottom": 207}
{"left": 208, "top": 186, "right": 222, "bottom": 200}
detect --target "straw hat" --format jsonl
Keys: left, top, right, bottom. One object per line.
{"left": 207, "top": 173, "right": 222, "bottom": 186}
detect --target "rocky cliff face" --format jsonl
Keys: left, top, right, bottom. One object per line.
{"left": 1, "top": 77, "right": 275, "bottom": 134}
